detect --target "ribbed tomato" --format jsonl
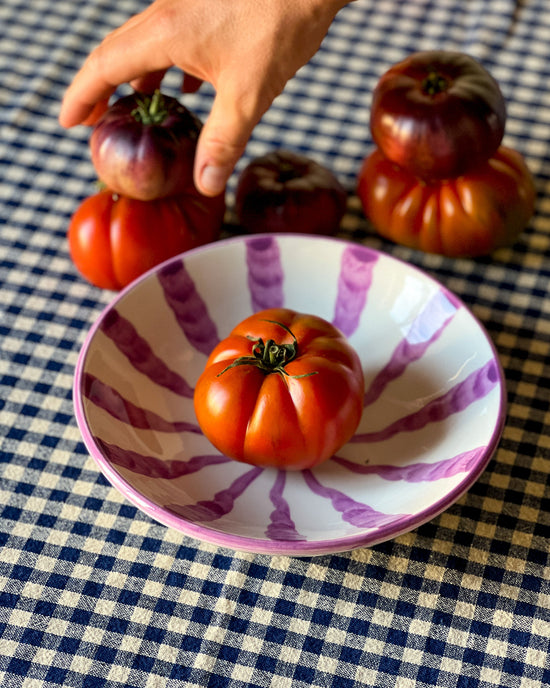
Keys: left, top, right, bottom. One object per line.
{"left": 357, "top": 146, "right": 535, "bottom": 257}
{"left": 193, "top": 308, "right": 365, "bottom": 470}
{"left": 68, "top": 188, "right": 224, "bottom": 290}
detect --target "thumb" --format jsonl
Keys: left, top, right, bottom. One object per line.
{"left": 193, "top": 88, "right": 267, "bottom": 197}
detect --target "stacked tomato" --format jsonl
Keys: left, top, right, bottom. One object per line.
{"left": 357, "top": 51, "right": 535, "bottom": 257}
{"left": 68, "top": 91, "right": 225, "bottom": 290}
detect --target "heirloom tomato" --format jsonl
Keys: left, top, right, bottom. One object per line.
{"left": 193, "top": 308, "right": 364, "bottom": 471}
{"left": 90, "top": 90, "right": 203, "bottom": 201}
{"left": 357, "top": 146, "right": 535, "bottom": 257}
{"left": 235, "top": 150, "right": 347, "bottom": 235}
{"left": 370, "top": 50, "right": 507, "bottom": 180}
{"left": 68, "top": 188, "right": 225, "bottom": 290}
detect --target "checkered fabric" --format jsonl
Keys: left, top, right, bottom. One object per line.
{"left": 1, "top": 0, "right": 549, "bottom": 686}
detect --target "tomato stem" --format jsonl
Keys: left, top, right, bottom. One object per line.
{"left": 422, "top": 71, "right": 448, "bottom": 96}
{"left": 131, "top": 89, "right": 168, "bottom": 125}
{"left": 277, "top": 161, "right": 299, "bottom": 183}
{"left": 217, "top": 320, "right": 317, "bottom": 379}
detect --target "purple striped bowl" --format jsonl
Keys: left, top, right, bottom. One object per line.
{"left": 74, "top": 234, "right": 506, "bottom": 556}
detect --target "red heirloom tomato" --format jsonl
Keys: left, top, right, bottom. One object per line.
{"left": 357, "top": 146, "right": 535, "bottom": 257}
{"left": 90, "top": 90, "right": 203, "bottom": 201}
{"left": 235, "top": 150, "right": 347, "bottom": 235}
{"left": 370, "top": 51, "right": 507, "bottom": 180}
{"left": 68, "top": 188, "right": 225, "bottom": 290}
{"left": 193, "top": 308, "right": 364, "bottom": 471}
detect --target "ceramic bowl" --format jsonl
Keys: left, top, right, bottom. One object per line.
{"left": 74, "top": 234, "right": 506, "bottom": 556}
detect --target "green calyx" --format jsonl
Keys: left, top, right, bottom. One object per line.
{"left": 217, "top": 320, "right": 317, "bottom": 379}
{"left": 131, "top": 89, "right": 168, "bottom": 125}
{"left": 421, "top": 71, "right": 448, "bottom": 96}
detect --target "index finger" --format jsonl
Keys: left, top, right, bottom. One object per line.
{"left": 59, "top": 14, "right": 173, "bottom": 127}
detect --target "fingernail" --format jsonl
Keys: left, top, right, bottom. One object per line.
{"left": 200, "top": 164, "right": 229, "bottom": 195}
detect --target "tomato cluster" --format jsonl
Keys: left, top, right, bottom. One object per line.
{"left": 68, "top": 91, "right": 225, "bottom": 290}
{"left": 357, "top": 51, "right": 535, "bottom": 257}
{"left": 64, "top": 51, "right": 538, "bottom": 472}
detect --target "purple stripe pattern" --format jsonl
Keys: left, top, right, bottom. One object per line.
{"left": 98, "top": 440, "right": 231, "bottom": 478}
{"left": 332, "top": 245, "right": 377, "bottom": 337}
{"left": 353, "top": 359, "right": 499, "bottom": 443}
{"left": 302, "top": 471, "right": 409, "bottom": 528}
{"left": 266, "top": 471, "right": 305, "bottom": 541}
{"left": 100, "top": 310, "right": 194, "bottom": 397}
{"left": 165, "top": 467, "right": 263, "bottom": 522}
{"left": 79, "top": 236, "right": 504, "bottom": 550}
{"left": 158, "top": 259, "right": 220, "bottom": 356}
{"left": 84, "top": 373, "right": 201, "bottom": 433}
{"left": 246, "top": 236, "right": 284, "bottom": 312}
{"left": 363, "top": 291, "right": 457, "bottom": 407}
{"left": 333, "top": 446, "right": 487, "bottom": 481}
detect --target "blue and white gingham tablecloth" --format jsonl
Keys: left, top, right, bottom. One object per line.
{"left": 1, "top": 0, "right": 549, "bottom": 686}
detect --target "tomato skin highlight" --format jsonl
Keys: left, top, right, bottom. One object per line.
{"left": 193, "top": 308, "right": 365, "bottom": 471}
{"left": 357, "top": 146, "right": 535, "bottom": 257}
{"left": 370, "top": 50, "right": 507, "bottom": 180}
{"left": 68, "top": 188, "right": 225, "bottom": 290}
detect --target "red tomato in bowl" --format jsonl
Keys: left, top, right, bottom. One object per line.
{"left": 193, "top": 308, "right": 365, "bottom": 471}
{"left": 357, "top": 146, "right": 535, "bottom": 257}
{"left": 370, "top": 50, "right": 507, "bottom": 180}
{"left": 68, "top": 188, "right": 225, "bottom": 290}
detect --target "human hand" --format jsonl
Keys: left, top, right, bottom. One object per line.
{"left": 59, "top": 0, "right": 349, "bottom": 196}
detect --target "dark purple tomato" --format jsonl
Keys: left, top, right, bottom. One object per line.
{"left": 235, "top": 150, "right": 347, "bottom": 235}
{"left": 370, "top": 50, "right": 507, "bottom": 180}
{"left": 90, "top": 90, "right": 203, "bottom": 200}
